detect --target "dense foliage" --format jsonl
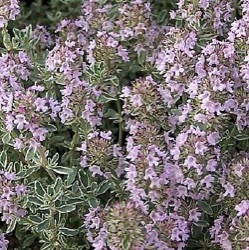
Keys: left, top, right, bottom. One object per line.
{"left": 0, "top": 0, "right": 248, "bottom": 249}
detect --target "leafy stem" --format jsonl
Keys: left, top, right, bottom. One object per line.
{"left": 70, "top": 123, "right": 79, "bottom": 168}
{"left": 116, "top": 98, "right": 123, "bottom": 146}
{"left": 38, "top": 147, "right": 57, "bottom": 181}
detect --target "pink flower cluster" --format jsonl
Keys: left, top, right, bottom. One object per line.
{"left": 0, "top": 0, "right": 20, "bottom": 28}
{"left": 78, "top": 0, "right": 248, "bottom": 249}
{"left": 0, "top": 171, "right": 27, "bottom": 224}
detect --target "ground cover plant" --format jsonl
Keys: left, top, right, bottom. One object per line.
{"left": 0, "top": 0, "right": 248, "bottom": 249}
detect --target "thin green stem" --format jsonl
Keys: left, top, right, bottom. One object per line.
{"left": 49, "top": 208, "right": 61, "bottom": 250}
{"left": 38, "top": 147, "right": 57, "bottom": 181}
{"left": 116, "top": 98, "right": 123, "bottom": 146}
{"left": 108, "top": 166, "right": 125, "bottom": 199}
{"left": 70, "top": 124, "right": 79, "bottom": 167}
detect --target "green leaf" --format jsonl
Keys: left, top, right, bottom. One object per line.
{"left": 13, "top": 28, "right": 21, "bottom": 39}
{"left": 36, "top": 219, "right": 50, "bottom": 232}
{"left": 57, "top": 204, "right": 76, "bottom": 213}
{"left": 108, "top": 4, "right": 119, "bottom": 19}
{"left": 14, "top": 224, "right": 24, "bottom": 241}
{"left": 97, "top": 181, "right": 111, "bottom": 196}
{"left": 53, "top": 177, "right": 63, "bottom": 193}
{"left": 25, "top": 24, "right": 33, "bottom": 38}
{"left": 39, "top": 205, "right": 50, "bottom": 211}
{"left": 34, "top": 181, "right": 46, "bottom": 197}
{"left": 156, "top": 10, "right": 167, "bottom": 24}
{"left": 45, "top": 124, "right": 57, "bottom": 132}
{"left": 104, "top": 75, "right": 119, "bottom": 87}
{"left": 47, "top": 185, "right": 54, "bottom": 196}
{"left": 193, "top": 220, "right": 209, "bottom": 228}
{"left": 0, "top": 151, "right": 7, "bottom": 168}
{"left": 104, "top": 108, "right": 119, "bottom": 120}
{"left": 199, "top": 32, "right": 217, "bottom": 41}
{"left": 234, "top": 134, "right": 249, "bottom": 141}
{"left": 5, "top": 161, "right": 14, "bottom": 172}
{"left": 79, "top": 169, "right": 89, "bottom": 188}
{"left": 28, "top": 196, "right": 44, "bottom": 206}
{"left": 2, "top": 133, "right": 11, "bottom": 144}
{"left": 18, "top": 165, "right": 40, "bottom": 178}
{"left": 88, "top": 197, "right": 99, "bottom": 208}
{"left": 66, "top": 168, "right": 78, "bottom": 186}
{"left": 6, "top": 218, "right": 17, "bottom": 233}
{"left": 23, "top": 234, "right": 36, "bottom": 248}
{"left": 25, "top": 148, "right": 35, "bottom": 161}
{"left": 65, "top": 197, "right": 84, "bottom": 205}
{"left": 51, "top": 190, "right": 63, "bottom": 203}
{"left": 99, "top": 0, "right": 108, "bottom": 5}
{"left": 50, "top": 135, "right": 65, "bottom": 143}
{"left": 187, "top": 239, "right": 203, "bottom": 248}
{"left": 50, "top": 153, "right": 60, "bottom": 165}
{"left": 28, "top": 215, "right": 43, "bottom": 224}
{"left": 122, "top": 235, "right": 131, "bottom": 250}
{"left": 137, "top": 51, "right": 147, "bottom": 65}
{"left": 2, "top": 30, "right": 12, "bottom": 50}
{"left": 52, "top": 166, "right": 73, "bottom": 175}
{"left": 20, "top": 215, "right": 43, "bottom": 226}
{"left": 59, "top": 227, "right": 78, "bottom": 236}
{"left": 96, "top": 94, "right": 117, "bottom": 104}
{"left": 61, "top": 152, "right": 70, "bottom": 163}
{"left": 235, "top": 232, "right": 245, "bottom": 241}
{"left": 91, "top": 182, "right": 98, "bottom": 191}
{"left": 41, "top": 242, "right": 53, "bottom": 250}
{"left": 72, "top": 181, "right": 80, "bottom": 193}
{"left": 128, "top": 64, "right": 143, "bottom": 72}
{"left": 191, "top": 224, "right": 202, "bottom": 239}
{"left": 198, "top": 201, "right": 213, "bottom": 215}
